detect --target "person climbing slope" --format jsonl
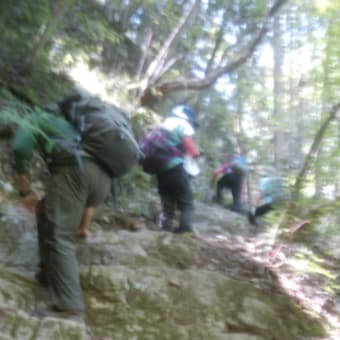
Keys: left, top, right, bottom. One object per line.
{"left": 139, "top": 104, "right": 200, "bottom": 235}
{"left": 210, "top": 145, "right": 248, "bottom": 213}
{"left": 11, "top": 91, "right": 139, "bottom": 319}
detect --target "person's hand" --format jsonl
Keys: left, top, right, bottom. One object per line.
{"left": 18, "top": 193, "right": 39, "bottom": 215}
{"left": 13, "top": 173, "right": 31, "bottom": 196}
{"left": 76, "top": 207, "right": 94, "bottom": 239}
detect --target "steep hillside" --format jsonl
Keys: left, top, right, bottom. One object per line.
{"left": 1, "top": 138, "right": 339, "bottom": 339}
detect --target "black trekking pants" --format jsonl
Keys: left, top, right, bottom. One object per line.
{"left": 157, "top": 163, "right": 193, "bottom": 232}
{"left": 216, "top": 172, "right": 243, "bottom": 212}
{"left": 254, "top": 203, "right": 273, "bottom": 217}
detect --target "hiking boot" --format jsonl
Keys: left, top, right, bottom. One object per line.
{"left": 160, "top": 226, "right": 173, "bottom": 232}
{"left": 159, "top": 221, "right": 173, "bottom": 232}
{"left": 32, "top": 305, "right": 84, "bottom": 323}
{"left": 230, "top": 204, "right": 243, "bottom": 214}
{"left": 173, "top": 228, "right": 194, "bottom": 237}
{"left": 248, "top": 211, "right": 257, "bottom": 226}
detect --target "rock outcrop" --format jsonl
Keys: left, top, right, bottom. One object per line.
{"left": 0, "top": 200, "right": 326, "bottom": 339}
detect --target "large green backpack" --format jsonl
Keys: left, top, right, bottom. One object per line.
{"left": 58, "top": 95, "right": 140, "bottom": 177}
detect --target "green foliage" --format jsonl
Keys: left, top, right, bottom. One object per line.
{"left": 0, "top": 0, "right": 338, "bottom": 208}
{"left": 0, "top": 1, "right": 49, "bottom": 66}
{"left": 0, "top": 0, "right": 124, "bottom": 103}
{"left": 292, "top": 252, "right": 335, "bottom": 279}
{"left": 0, "top": 0, "right": 54, "bottom": 83}
{"left": 0, "top": 88, "right": 52, "bottom": 143}
{"left": 60, "top": 1, "right": 121, "bottom": 52}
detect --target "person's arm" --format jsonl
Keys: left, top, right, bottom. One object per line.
{"left": 210, "top": 162, "right": 228, "bottom": 188}
{"left": 14, "top": 173, "right": 32, "bottom": 196}
{"left": 181, "top": 135, "right": 199, "bottom": 157}
{"left": 76, "top": 207, "right": 94, "bottom": 238}
{"left": 12, "top": 127, "right": 36, "bottom": 196}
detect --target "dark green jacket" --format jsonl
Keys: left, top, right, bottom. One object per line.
{"left": 12, "top": 111, "right": 79, "bottom": 173}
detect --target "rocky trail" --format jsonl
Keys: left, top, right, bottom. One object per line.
{"left": 0, "top": 141, "right": 339, "bottom": 339}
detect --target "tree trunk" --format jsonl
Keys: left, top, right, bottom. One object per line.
{"left": 192, "top": 7, "right": 230, "bottom": 115}
{"left": 314, "top": 26, "right": 332, "bottom": 197}
{"left": 273, "top": 13, "right": 286, "bottom": 171}
{"left": 278, "top": 102, "right": 340, "bottom": 230}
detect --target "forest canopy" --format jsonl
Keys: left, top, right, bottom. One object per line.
{"left": 0, "top": 0, "right": 339, "bottom": 209}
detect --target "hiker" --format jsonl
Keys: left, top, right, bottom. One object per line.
{"left": 140, "top": 105, "right": 200, "bottom": 235}
{"left": 210, "top": 145, "right": 248, "bottom": 213}
{"left": 12, "top": 92, "right": 139, "bottom": 319}
{"left": 18, "top": 188, "right": 93, "bottom": 239}
{"left": 248, "top": 175, "right": 287, "bottom": 226}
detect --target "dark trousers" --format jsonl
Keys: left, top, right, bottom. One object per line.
{"left": 37, "top": 159, "right": 111, "bottom": 311}
{"left": 254, "top": 203, "right": 273, "bottom": 217}
{"left": 157, "top": 164, "right": 193, "bottom": 232}
{"left": 216, "top": 172, "right": 243, "bottom": 212}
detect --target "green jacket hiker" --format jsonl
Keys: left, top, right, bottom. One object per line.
{"left": 12, "top": 94, "right": 138, "bottom": 318}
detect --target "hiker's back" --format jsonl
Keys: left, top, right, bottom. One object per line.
{"left": 139, "top": 105, "right": 199, "bottom": 176}
{"left": 59, "top": 93, "right": 140, "bottom": 177}
{"left": 139, "top": 126, "right": 182, "bottom": 175}
{"left": 261, "top": 176, "right": 288, "bottom": 203}
{"left": 12, "top": 111, "right": 79, "bottom": 171}
{"left": 229, "top": 155, "right": 248, "bottom": 175}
